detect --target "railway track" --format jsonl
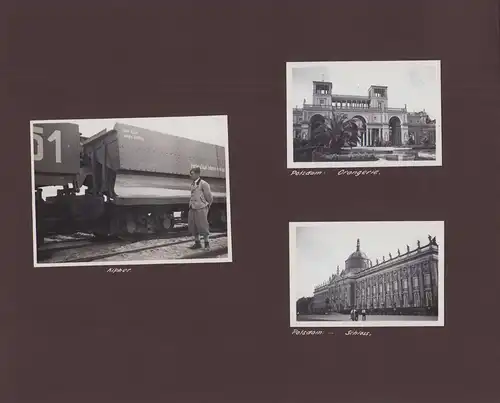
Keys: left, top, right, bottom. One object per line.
{"left": 37, "top": 231, "right": 228, "bottom": 264}
{"left": 41, "top": 233, "right": 96, "bottom": 248}
{"left": 43, "top": 232, "right": 95, "bottom": 242}
{"left": 38, "top": 227, "right": 191, "bottom": 254}
{"left": 39, "top": 237, "right": 113, "bottom": 253}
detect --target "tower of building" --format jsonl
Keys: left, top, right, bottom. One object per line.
{"left": 345, "top": 238, "right": 371, "bottom": 274}
{"left": 368, "top": 85, "right": 388, "bottom": 109}
{"left": 312, "top": 81, "right": 333, "bottom": 107}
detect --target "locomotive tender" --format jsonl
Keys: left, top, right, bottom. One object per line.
{"left": 33, "top": 122, "right": 227, "bottom": 244}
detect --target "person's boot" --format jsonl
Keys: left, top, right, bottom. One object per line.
{"left": 189, "top": 241, "right": 202, "bottom": 249}
{"left": 204, "top": 241, "right": 210, "bottom": 250}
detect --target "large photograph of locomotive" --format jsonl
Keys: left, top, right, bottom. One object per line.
{"left": 289, "top": 221, "right": 444, "bottom": 327}
{"left": 31, "top": 116, "right": 231, "bottom": 266}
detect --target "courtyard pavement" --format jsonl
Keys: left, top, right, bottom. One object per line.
{"left": 297, "top": 313, "right": 438, "bottom": 322}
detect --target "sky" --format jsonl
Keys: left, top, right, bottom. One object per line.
{"left": 289, "top": 61, "right": 441, "bottom": 120}
{"left": 292, "top": 221, "right": 443, "bottom": 300}
{"left": 34, "top": 115, "right": 228, "bottom": 146}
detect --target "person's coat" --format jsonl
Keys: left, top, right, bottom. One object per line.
{"left": 189, "top": 179, "right": 213, "bottom": 210}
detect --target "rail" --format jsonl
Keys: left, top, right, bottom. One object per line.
{"left": 57, "top": 232, "right": 228, "bottom": 263}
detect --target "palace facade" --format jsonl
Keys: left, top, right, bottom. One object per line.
{"left": 293, "top": 81, "right": 436, "bottom": 146}
{"left": 310, "top": 237, "right": 439, "bottom": 315}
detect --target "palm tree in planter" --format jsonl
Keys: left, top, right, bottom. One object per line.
{"left": 310, "top": 119, "right": 330, "bottom": 147}
{"left": 330, "top": 113, "right": 362, "bottom": 150}
{"left": 310, "top": 112, "right": 361, "bottom": 153}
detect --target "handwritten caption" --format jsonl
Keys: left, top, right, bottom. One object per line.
{"left": 289, "top": 169, "right": 380, "bottom": 177}
{"left": 290, "top": 170, "right": 324, "bottom": 176}
{"left": 337, "top": 169, "right": 380, "bottom": 177}
{"left": 291, "top": 329, "right": 372, "bottom": 337}
{"left": 344, "top": 330, "right": 372, "bottom": 336}
{"left": 107, "top": 268, "right": 132, "bottom": 274}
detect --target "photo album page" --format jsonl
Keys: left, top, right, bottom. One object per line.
{"left": 1, "top": 1, "right": 499, "bottom": 403}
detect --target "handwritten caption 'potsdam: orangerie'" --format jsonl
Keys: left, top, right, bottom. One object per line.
{"left": 290, "top": 169, "right": 380, "bottom": 177}
{"left": 290, "top": 170, "right": 324, "bottom": 176}
{"left": 292, "top": 329, "right": 372, "bottom": 337}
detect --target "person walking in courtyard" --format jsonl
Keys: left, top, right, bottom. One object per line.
{"left": 354, "top": 309, "right": 359, "bottom": 321}
{"left": 188, "top": 167, "right": 213, "bottom": 250}
{"left": 361, "top": 309, "right": 367, "bottom": 321}
{"left": 350, "top": 309, "right": 355, "bottom": 321}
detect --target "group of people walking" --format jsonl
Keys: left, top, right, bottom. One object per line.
{"left": 350, "top": 309, "right": 367, "bottom": 321}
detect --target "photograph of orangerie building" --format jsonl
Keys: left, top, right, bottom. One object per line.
{"left": 292, "top": 80, "right": 437, "bottom": 147}
{"left": 287, "top": 60, "right": 442, "bottom": 167}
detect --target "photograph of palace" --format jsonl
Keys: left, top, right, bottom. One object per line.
{"left": 289, "top": 221, "right": 444, "bottom": 327}
{"left": 286, "top": 61, "right": 442, "bottom": 168}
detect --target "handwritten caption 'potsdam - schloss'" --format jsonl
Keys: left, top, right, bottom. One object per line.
{"left": 292, "top": 329, "right": 372, "bottom": 337}
{"left": 290, "top": 169, "right": 380, "bottom": 177}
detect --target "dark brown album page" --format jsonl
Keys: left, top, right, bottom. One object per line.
{"left": 1, "top": 1, "right": 499, "bottom": 403}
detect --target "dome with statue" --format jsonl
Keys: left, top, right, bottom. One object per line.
{"left": 345, "top": 239, "right": 371, "bottom": 273}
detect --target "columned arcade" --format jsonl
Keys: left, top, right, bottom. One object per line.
{"left": 292, "top": 80, "right": 435, "bottom": 147}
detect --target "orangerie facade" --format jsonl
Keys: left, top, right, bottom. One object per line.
{"left": 293, "top": 81, "right": 436, "bottom": 146}
{"left": 310, "top": 237, "right": 439, "bottom": 315}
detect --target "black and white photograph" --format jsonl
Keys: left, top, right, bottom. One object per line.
{"left": 287, "top": 60, "right": 442, "bottom": 168}
{"left": 31, "top": 115, "right": 232, "bottom": 267}
{"left": 290, "top": 221, "right": 444, "bottom": 327}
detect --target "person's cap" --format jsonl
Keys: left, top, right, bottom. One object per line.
{"left": 190, "top": 167, "right": 201, "bottom": 174}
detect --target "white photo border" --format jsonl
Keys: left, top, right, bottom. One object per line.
{"left": 286, "top": 60, "right": 443, "bottom": 169}
{"left": 289, "top": 220, "right": 445, "bottom": 328}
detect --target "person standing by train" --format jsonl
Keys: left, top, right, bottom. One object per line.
{"left": 188, "top": 167, "right": 213, "bottom": 250}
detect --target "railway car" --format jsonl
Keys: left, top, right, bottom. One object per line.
{"left": 33, "top": 122, "right": 102, "bottom": 243}
{"left": 33, "top": 122, "right": 228, "bottom": 244}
